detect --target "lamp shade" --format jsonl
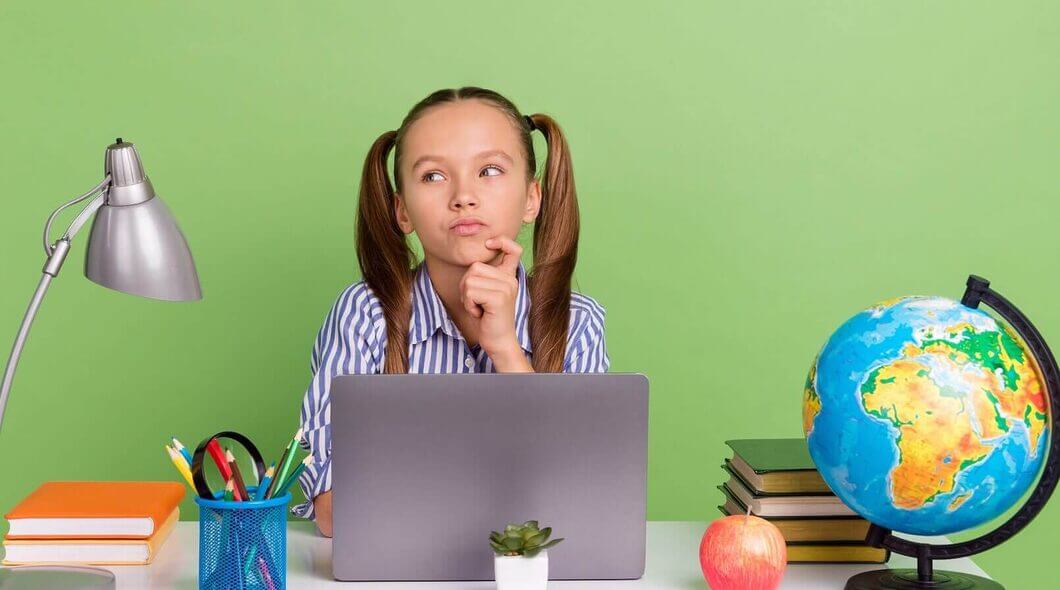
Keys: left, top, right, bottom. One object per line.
{"left": 84, "top": 140, "right": 202, "bottom": 301}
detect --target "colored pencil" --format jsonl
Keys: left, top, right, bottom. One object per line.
{"left": 225, "top": 447, "right": 250, "bottom": 501}
{"left": 171, "top": 437, "right": 193, "bottom": 467}
{"left": 275, "top": 456, "right": 311, "bottom": 497}
{"left": 206, "top": 438, "right": 234, "bottom": 480}
{"left": 165, "top": 445, "right": 196, "bottom": 490}
{"left": 265, "top": 427, "right": 302, "bottom": 499}
{"left": 254, "top": 463, "right": 276, "bottom": 501}
{"left": 224, "top": 478, "right": 235, "bottom": 502}
{"left": 206, "top": 438, "right": 239, "bottom": 500}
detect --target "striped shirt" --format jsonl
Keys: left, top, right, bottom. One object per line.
{"left": 292, "top": 260, "right": 609, "bottom": 519}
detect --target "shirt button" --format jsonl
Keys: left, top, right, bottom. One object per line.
{"left": 464, "top": 357, "right": 474, "bottom": 368}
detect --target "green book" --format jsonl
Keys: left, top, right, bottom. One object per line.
{"left": 724, "top": 438, "right": 832, "bottom": 494}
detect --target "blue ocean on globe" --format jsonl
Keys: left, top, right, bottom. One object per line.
{"left": 803, "top": 296, "right": 1050, "bottom": 535}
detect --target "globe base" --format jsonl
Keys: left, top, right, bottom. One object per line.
{"left": 846, "top": 569, "right": 1003, "bottom": 590}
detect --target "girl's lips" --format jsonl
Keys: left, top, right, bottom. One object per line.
{"left": 452, "top": 223, "right": 484, "bottom": 236}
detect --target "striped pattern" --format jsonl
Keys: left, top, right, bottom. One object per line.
{"left": 292, "top": 260, "right": 609, "bottom": 520}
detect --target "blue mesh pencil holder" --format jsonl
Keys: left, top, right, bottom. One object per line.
{"left": 196, "top": 486, "right": 290, "bottom": 590}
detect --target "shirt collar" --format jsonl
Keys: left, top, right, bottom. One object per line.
{"left": 408, "top": 260, "right": 533, "bottom": 353}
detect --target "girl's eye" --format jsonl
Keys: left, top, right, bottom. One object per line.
{"left": 481, "top": 165, "right": 503, "bottom": 177}
{"left": 422, "top": 171, "right": 445, "bottom": 183}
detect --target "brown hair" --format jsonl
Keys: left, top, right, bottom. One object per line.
{"left": 355, "top": 86, "right": 579, "bottom": 373}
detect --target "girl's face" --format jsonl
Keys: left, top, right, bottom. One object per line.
{"left": 394, "top": 100, "right": 541, "bottom": 268}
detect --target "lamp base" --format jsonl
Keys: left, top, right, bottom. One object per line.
{"left": 846, "top": 569, "right": 1002, "bottom": 590}
{"left": 0, "top": 565, "right": 116, "bottom": 589}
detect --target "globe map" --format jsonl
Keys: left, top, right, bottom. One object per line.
{"left": 804, "top": 296, "right": 1050, "bottom": 535}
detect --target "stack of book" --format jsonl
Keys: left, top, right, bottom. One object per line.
{"left": 718, "top": 439, "right": 889, "bottom": 564}
{"left": 2, "top": 481, "right": 183, "bottom": 566}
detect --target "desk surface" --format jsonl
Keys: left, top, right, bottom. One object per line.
{"left": 3, "top": 521, "right": 991, "bottom": 589}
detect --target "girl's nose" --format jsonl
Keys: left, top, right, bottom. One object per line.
{"left": 450, "top": 183, "right": 479, "bottom": 210}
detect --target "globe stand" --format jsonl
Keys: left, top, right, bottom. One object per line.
{"left": 844, "top": 527, "right": 1002, "bottom": 589}
{"left": 844, "top": 275, "right": 1060, "bottom": 590}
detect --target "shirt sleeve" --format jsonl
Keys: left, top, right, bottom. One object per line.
{"left": 291, "top": 283, "right": 384, "bottom": 520}
{"left": 563, "top": 294, "right": 610, "bottom": 373}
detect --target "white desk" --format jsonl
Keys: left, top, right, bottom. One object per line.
{"left": 4, "top": 521, "right": 992, "bottom": 589}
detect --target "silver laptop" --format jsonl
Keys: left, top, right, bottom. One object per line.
{"left": 330, "top": 373, "right": 649, "bottom": 582}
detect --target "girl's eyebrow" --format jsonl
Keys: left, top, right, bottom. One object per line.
{"left": 411, "top": 150, "right": 514, "bottom": 171}
{"left": 475, "top": 149, "right": 514, "bottom": 163}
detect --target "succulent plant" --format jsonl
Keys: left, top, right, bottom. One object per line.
{"left": 489, "top": 520, "right": 564, "bottom": 557}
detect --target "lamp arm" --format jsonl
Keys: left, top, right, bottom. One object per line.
{"left": 42, "top": 175, "right": 110, "bottom": 256}
{"left": 1, "top": 175, "right": 113, "bottom": 435}
{"left": 62, "top": 193, "right": 106, "bottom": 243}
{"left": 0, "top": 274, "right": 53, "bottom": 435}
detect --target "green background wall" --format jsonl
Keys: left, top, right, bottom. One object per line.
{"left": 1, "top": 1, "right": 1057, "bottom": 587}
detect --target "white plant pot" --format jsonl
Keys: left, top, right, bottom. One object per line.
{"left": 494, "top": 550, "right": 549, "bottom": 590}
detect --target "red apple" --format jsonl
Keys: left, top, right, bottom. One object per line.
{"left": 699, "top": 515, "right": 786, "bottom": 590}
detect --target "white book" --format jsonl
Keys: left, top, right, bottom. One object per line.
{"left": 2, "top": 508, "right": 178, "bottom": 566}
{"left": 3, "top": 541, "right": 153, "bottom": 565}
{"left": 7, "top": 516, "right": 158, "bottom": 538}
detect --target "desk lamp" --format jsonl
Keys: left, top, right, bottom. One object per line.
{"left": 0, "top": 139, "right": 201, "bottom": 589}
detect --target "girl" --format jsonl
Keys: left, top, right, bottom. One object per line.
{"left": 293, "top": 87, "right": 609, "bottom": 537}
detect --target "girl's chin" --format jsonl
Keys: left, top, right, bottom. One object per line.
{"left": 443, "top": 242, "right": 498, "bottom": 266}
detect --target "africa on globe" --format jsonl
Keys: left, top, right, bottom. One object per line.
{"left": 803, "top": 296, "right": 1050, "bottom": 536}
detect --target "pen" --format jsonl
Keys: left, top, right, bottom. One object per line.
{"left": 171, "top": 436, "right": 193, "bottom": 467}
{"left": 165, "top": 445, "right": 196, "bottom": 490}
{"left": 243, "top": 544, "right": 259, "bottom": 578}
{"left": 225, "top": 447, "right": 251, "bottom": 501}
{"left": 265, "top": 427, "right": 302, "bottom": 499}
{"left": 257, "top": 555, "right": 277, "bottom": 590}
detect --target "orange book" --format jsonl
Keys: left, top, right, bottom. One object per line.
{"left": 2, "top": 507, "right": 178, "bottom": 565}
{"left": 4, "top": 481, "right": 184, "bottom": 540}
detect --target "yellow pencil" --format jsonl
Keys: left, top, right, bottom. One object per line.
{"left": 166, "top": 444, "right": 196, "bottom": 490}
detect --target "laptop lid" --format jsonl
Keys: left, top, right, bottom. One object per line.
{"left": 330, "top": 373, "right": 649, "bottom": 581}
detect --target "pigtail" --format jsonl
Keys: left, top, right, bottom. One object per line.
{"left": 525, "top": 113, "right": 579, "bottom": 373}
{"left": 355, "top": 130, "right": 415, "bottom": 373}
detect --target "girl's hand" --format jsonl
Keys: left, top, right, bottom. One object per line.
{"left": 459, "top": 237, "right": 530, "bottom": 370}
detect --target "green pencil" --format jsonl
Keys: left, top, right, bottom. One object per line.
{"left": 266, "top": 427, "right": 302, "bottom": 499}
{"left": 275, "top": 456, "right": 312, "bottom": 497}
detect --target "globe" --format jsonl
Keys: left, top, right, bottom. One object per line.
{"left": 803, "top": 295, "right": 1051, "bottom": 536}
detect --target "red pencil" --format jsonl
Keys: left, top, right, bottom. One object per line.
{"left": 206, "top": 438, "right": 241, "bottom": 500}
